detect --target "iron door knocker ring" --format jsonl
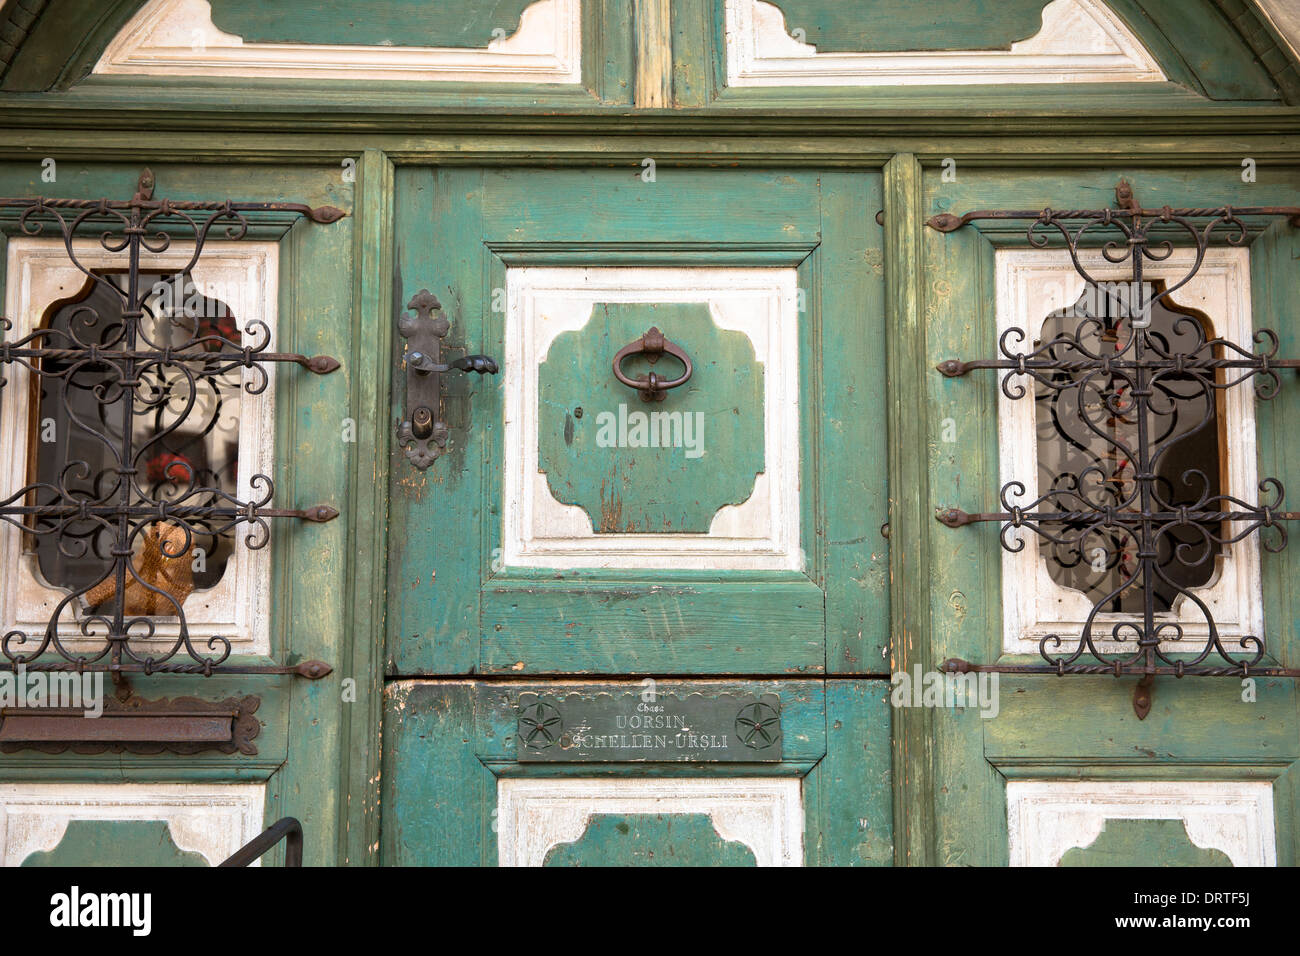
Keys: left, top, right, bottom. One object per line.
{"left": 612, "top": 326, "right": 693, "bottom": 402}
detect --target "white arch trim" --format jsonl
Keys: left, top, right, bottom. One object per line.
{"left": 726, "top": 0, "right": 1166, "bottom": 87}
{"left": 94, "top": 0, "right": 581, "bottom": 84}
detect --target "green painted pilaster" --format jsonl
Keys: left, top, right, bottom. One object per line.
{"left": 338, "top": 148, "right": 395, "bottom": 866}
{"left": 883, "top": 153, "right": 936, "bottom": 867}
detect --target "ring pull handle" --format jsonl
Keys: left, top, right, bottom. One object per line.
{"left": 612, "top": 326, "right": 693, "bottom": 402}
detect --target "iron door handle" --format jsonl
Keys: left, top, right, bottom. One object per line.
{"left": 397, "top": 289, "right": 498, "bottom": 471}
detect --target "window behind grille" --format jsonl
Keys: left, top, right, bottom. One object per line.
{"left": 29, "top": 272, "right": 240, "bottom": 616}
{"left": 1034, "top": 282, "right": 1227, "bottom": 612}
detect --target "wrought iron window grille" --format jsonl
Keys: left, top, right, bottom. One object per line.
{"left": 930, "top": 181, "right": 1300, "bottom": 716}
{"left": 0, "top": 170, "right": 343, "bottom": 680}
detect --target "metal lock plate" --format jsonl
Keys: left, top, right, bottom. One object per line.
{"left": 397, "top": 289, "right": 498, "bottom": 471}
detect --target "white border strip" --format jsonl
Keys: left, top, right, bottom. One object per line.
{"left": 1007, "top": 780, "right": 1275, "bottom": 866}
{"left": 498, "top": 777, "right": 804, "bottom": 866}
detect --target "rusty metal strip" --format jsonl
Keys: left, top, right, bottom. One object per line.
{"left": 0, "top": 693, "right": 262, "bottom": 754}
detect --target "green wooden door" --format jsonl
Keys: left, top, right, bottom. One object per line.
{"left": 917, "top": 163, "right": 1300, "bottom": 867}
{"left": 382, "top": 166, "right": 894, "bottom": 866}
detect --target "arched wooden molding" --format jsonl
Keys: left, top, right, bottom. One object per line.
{"left": 726, "top": 0, "right": 1166, "bottom": 86}
{"left": 0, "top": 783, "right": 265, "bottom": 866}
{"left": 1007, "top": 780, "right": 1276, "bottom": 867}
{"left": 497, "top": 778, "right": 803, "bottom": 867}
{"left": 94, "top": 0, "right": 581, "bottom": 84}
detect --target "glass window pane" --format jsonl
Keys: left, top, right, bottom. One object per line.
{"left": 30, "top": 272, "right": 240, "bottom": 617}
{"left": 1034, "top": 282, "right": 1224, "bottom": 613}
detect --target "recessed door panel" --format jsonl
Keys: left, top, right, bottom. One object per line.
{"left": 388, "top": 167, "right": 888, "bottom": 676}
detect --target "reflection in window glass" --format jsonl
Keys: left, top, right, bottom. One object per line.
{"left": 1034, "top": 283, "right": 1224, "bottom": 612}
{"left": 30, "top": 272, "right": 241, "bottom": 616}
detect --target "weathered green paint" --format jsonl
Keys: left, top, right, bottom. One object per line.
{"left": 380, "top": 681, "right": 489, "bottom": 867}
{"left": 387, "top": 166, "right": 888, "bottom": 678}
{"left": 480, "top": 578, "right": 826, "bottom": 675}
{"left": 1246, "top": 215, "right": 1300, "bottom": 870}
{"left": 20, "top": 820, "right": 209, "bottom": 867}
{"left": 764, "top": 0, "right": 1052, "bottom": 53}
{"left": 0, "top": 160, "right": 358, "bottom": 867}
{"left": 805, "top": 678, "right": 894, "bottom": 865}
{"left": 1126, "top": 0, "right": 1284, "bottom": 101}
{"left": 987, "top": 675, "right": 1299, "bottom": 771}
{"left": 544, "top": 813, "right": 758, "bottom": 865}
{"left": 0, "top": 0, "right": 637, "bottom": 103}
{"left": 2, "top": 0, "right": 1296, "bottom": 109}
{"left": 923, "top": 165, "right": 1300, "bottom": 867}
{"left": 381, "top": 678, "right": 892, "bottom": 865}
{"left": 884, "top": 154, "right": 940, "bottom": 866}
{"left": 1059, "top": 819, "right": 1233, "bottom": 867}
{"left": 272, "top": 164, "right": 360, "bottom": 869}
{"left": 670, "top": 0, "right": 723, "bottom": 108}
{"left": 0, "top": 0, "right": 1296, "bottom": 870}
{"left": 208, "top": 0, "right": 535, "bottom": 48}
{"left": 335, "top": 149, "right": 395, "bottom": 866}
{"left": 539, "top": 301, "right": 763, "bottom": 534}
{"left": 1224, "top": 0, "right": 1300, "bottom": 103}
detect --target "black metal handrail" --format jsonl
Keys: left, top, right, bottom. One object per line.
{"left": 218, "top": 817, "right": 303, "bottom": 867}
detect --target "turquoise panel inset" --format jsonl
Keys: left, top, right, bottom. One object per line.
{"left": 21, "top": 820, "right": 210, "bottom": 867}
{"left": 1059, "top": 818, "right": 1234, "bottom": 867}
{"left": 538, "top": 302, "right": 764, "bottom": 534}
{"left": 543, "top": 813, "right": 757, "bottom": 866}
{"left": 208, "top": 0, "right": 536, "bottom": 49}
{"left": 765, "top": 0, "right": 1052, "bottom": 53}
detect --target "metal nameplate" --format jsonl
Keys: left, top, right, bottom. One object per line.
{"left": 516, "top": 691, "right": 781, "bottom": 762}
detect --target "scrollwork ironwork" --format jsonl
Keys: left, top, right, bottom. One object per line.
{"left": 0, "top": 171, "right": 341, "bottom": 678}
{"left": 933, "top": 182, "right": 1300, "bottom": 685}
